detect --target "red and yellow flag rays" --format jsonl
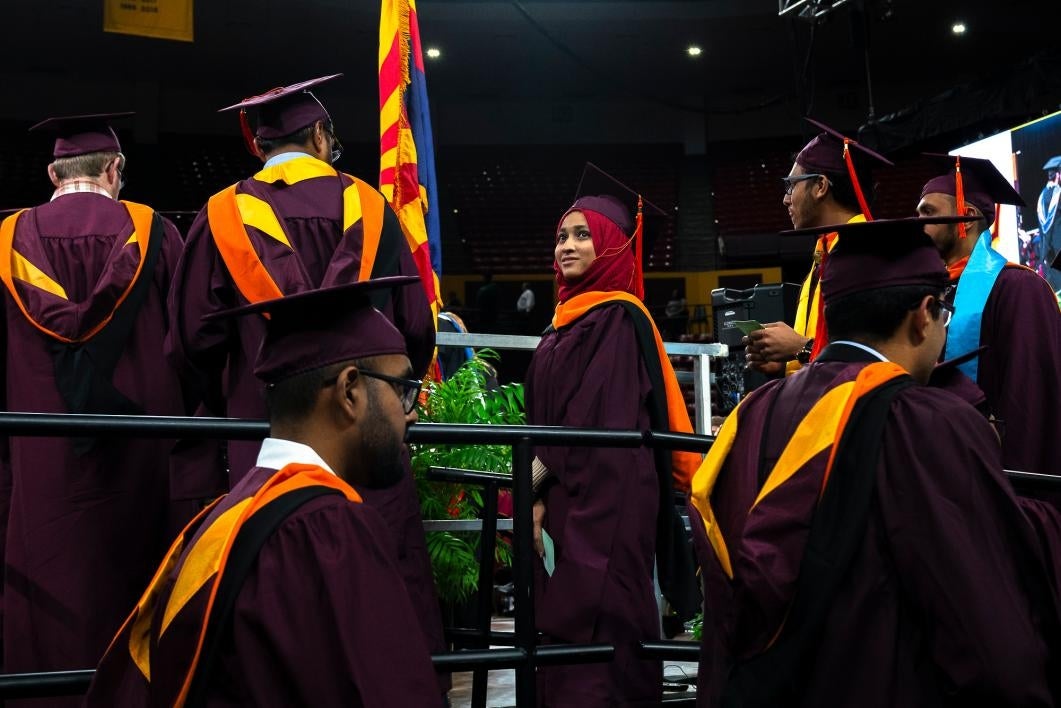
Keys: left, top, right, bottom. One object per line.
{"left": 379, "top": 0, "right": 442, "bottom": 328}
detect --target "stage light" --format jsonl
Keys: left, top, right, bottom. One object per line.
{"left": 951, "top": 22, "right": 966, "bottom": 35}
{"left": 687, "top": 45, "right": 703, "bottom": 57}
{"left": 426, "top": 47, "right": 442, "bottom": 59}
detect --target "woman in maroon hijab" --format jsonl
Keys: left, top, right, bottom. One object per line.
{"left": 525, "top": 164, "right": 699, "bottom": 706}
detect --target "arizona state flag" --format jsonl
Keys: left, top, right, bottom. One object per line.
{"left": 379, "top": 0, "right": 442, "bottom": 322}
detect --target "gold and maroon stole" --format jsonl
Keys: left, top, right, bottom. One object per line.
{"left": 91, "top": 463, "right": 361, "bottom": 708}
{"left": 690, "top": 361, "right": 915, "bottom": 705}
{"left": 205, "top": 156, "right": 392, "bottom": 306}
{"left": 0, "top": 200, "right": 158, "bottom": 343}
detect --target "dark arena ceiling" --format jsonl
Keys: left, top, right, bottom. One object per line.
{"left": 0, "top": 0, "right": 1057, "bottom": 147}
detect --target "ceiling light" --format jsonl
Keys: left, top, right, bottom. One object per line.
{"left": 951, "top": 22, "right": 966, "bottom": 35}
{"left": 426, "top": 47, "right": 441, "bottom": 59}
{"left": 687, "top": 45, "right": 703, "bottom": 57}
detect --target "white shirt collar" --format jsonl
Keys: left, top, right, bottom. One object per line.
{"left": 50, "top": 180, "right": 114, "bottom": 201}
{"left": 263, "top": 151, "right": 315, "bottom": 168}
{"left": 255, "top": 437, "right": 336, "bottom": 475}
{"left": 829, "top": 340, "right": 888, "bottom": 361}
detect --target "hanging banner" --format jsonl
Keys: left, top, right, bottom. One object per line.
{"left": 103, "top": 0, "right": 193, "bottom": 43}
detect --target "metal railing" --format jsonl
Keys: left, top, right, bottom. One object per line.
{"left": 0, "top": 412, "right": 711, "bottom": 706}
{"left": 435, "top": 331, "right": 729, "bottom": 435}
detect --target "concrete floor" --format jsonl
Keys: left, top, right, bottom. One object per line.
{"left": 448, "top": 618, "right": 699, "bottom": 707}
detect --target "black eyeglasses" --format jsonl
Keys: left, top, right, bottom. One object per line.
{"left": 782, "top": 173, "right": 827, "bottom": 195}
{"left": 322, "top": 368, "right": 421, "bottom": 414}
{"left": 937, "top": 299, "right": 955, "bottom": 328}
{"left": 325, "top": 128, "right": 344, "bottom": 164}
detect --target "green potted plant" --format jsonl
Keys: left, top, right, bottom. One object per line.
{"left": 411, "top": 350, "right": 525, "bottom": 607}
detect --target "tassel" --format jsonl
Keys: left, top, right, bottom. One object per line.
{"left": 843, "top": 139, "right": 873, "bottom": 221}
{"left": 633, "top": 196, "right": 645, "bottom": 301}
{"left": 955, "top": 156, "right": 968, "bottom": 239}
{"left": 810, "top": 235, "right": 830, "bottom": 361}
{"left": 991, "top": 203, "right": 1000, "bottom": 246}
{"left": 238, "top": 109, "right": 260, "bottom": 159}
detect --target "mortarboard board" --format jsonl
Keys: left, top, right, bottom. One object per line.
{"left": 204, "top": 276, "right": 417, "bottom": 384}
{"left": 219, "top": 74, "right": 342, "bottom": 155}
{"left": 796, "top": 118, "right": 894, "bottom": 220}
{"left": 1043, "top": 156, "right": 1061, "bottom": 172}
{"left": 783, "top": 216, "right": 976, "bottom": 302}
{"left": 29, "top": 112, "right": 132, "bottom": 159}
{"left": 920, "top": 153, "right": 1025, "bottom": 239}
{"left": 570, "top": 162, "right": 667, "bottom": 299}
{"left": 572, "top": 162, "right": 666, "bottom": 236}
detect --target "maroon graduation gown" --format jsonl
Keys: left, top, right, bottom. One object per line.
{"left": 972, "top": 266, "right": 1061, "bottom": 478}
{"left": 85, "top": 465, "right": 442, "bottom": 707}
{"left": 952, "top": 266, "right": 1061, "bottom": 594}
{"left": 526, "top": 304, "right": 663, "bottom": 707}
{"left": 165, "top": 161, "right": 446, "bottom": 664}
{"left": 0, "top": 193, "right": 185, "bottom": 699}
{"left": 691, "top": 351, "right": 1057, "bottom": 708}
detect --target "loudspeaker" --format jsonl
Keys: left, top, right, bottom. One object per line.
{"left": 711, "top": 283, "right": 800, "bottom": 347}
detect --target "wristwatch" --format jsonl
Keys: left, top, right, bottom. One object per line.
{"left": 795, "top": 338, "right": 814, "bottom": 364}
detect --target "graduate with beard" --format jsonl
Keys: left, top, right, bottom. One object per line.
{"left": 689, "top": 217, "right": 1060, "bottom": 708}
{"left": 526, "top": 164, "right": 700, "bottom": 707}
{"left": 166, "top": 75, "right": 446, "bottom": 683}
{"left": 917, "top": 155, "right": 1061, "bottom": 480}
{"left": 86, "top": 277, "right": 441, "bottom": 707}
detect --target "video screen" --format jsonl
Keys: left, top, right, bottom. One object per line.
{"left": 956, "top": 110, "right": 1061, "bottom": 292}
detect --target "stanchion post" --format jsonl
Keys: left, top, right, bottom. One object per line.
{"left": 512, "top": 437, "right": 535, "bottom": 706}
{"left": 471, "top": 480, "right": 499, "bottom": 708}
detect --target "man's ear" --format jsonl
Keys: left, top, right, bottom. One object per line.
{"left": 47, "top": 163, "right": 61, "bottom": 188}
{"left": 812, "top": 176, "right": 830, "bottom": 201}
{"left": 333, "top": 365, "right": 362, "bottom": 423}
{"left": 251, "top": 137, "right": 266, "bottom": 162}
{"left": 910, "top": 295, "right": 934, "bottom": 344}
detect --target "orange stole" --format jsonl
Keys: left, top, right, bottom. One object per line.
{"left": 103, "top": 464, "right": 361, "bottom": 707}
{"left": 205, "top": 168, "right": 387, "bottom": 306}
{"left": 0, "top": 201, "right": 157, "bottom": 343}
{"left": 553, "top": 290, "right": 700, "bottom": 490}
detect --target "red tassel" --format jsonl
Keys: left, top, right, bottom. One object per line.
{"left": 238, "top": 109, "right": 260, "bottom": 159}
{"left": 955, "top": 156, "right": 968, "bottom": 239}
{"left": 843, "top": 139, "right": 873, "bottom": 221}
{"left": 633, "top": 196, "right": 645, "bottom": 301}
{"left": 991, "top": 204, "right": 1000, "bottom": 242}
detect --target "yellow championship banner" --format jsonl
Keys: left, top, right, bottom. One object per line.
{"left": 103, "top": 0, "right": 193, "bottom": 42}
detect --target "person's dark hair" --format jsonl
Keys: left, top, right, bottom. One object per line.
{"left": 821, "top": 168, "right": 875, "bottom": 215}
{"left": 254, "top": 120, "right": 331, "bottom": 156}
{"left": 825, "top": 284, "right": 945, "bottom": 343}
{"left": 265, "top": 358, "right": 363, "bottom": 425}
{"left": 51, "top": 151, "right": 119, "bottom": 181}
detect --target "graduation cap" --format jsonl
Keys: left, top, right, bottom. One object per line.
{"left": 795, "top": 118, "right": 894, "bottom": 220}
{"left": 920, "top": 153, "right": 1025, "bottom": 239}
{"left": 569, "top": 162, "right": 667, "bottom": 298}
{"left": 219, "top": 74, "right": 342, "bottom": 156}
{"left": 783, "top": 216, "right": 976, "bottom": 302}
{"left": 204, "top": 277, "right": 417, "bottom": 384}
{"left": 29, "top": 112, "right": 133, "bottom": 159}
{"left": 1043, "top": 156, "right": 1061, "bottom": 172}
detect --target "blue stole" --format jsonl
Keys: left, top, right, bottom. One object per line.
{"left": 1040, "top": 184, "right": 1059, "bottom": 235}
{"left": 947, "top": 229, "right": 1007, "bottom": 382}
